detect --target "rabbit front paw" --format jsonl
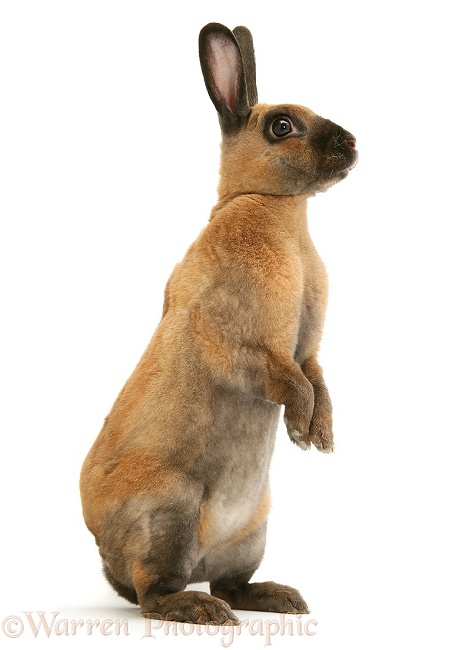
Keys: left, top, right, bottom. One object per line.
{"left": 309, "top": 417, "right": 334, "bottom": 453}
{"left": 308, "top": 389, "right": 334, "bottom": 453}
{"left": 284, "top": 417, "right": 311, "bottom": 450}
{"left": 283, "top": 389, "right": 314, "bottom": 450}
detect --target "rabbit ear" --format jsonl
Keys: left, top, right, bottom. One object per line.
{"left": 199, "top": 23, "right": 250, "bottom": 133}
{"left": 233, "top": 26, "right": 258, "bottom": 107}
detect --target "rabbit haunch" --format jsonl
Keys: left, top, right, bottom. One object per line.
{"left": 80, "top": 22, "right": 357, "bottom": 625}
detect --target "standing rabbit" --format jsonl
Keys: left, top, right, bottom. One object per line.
{"left": 80, "top": 22, "right": 357, "bottom": 625}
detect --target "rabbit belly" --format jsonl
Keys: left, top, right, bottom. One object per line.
{"left": 186, "top": 387, "right": 279, "bottom": 581}
{"left": 196, "top": 386, "right": 279, "bottom": 539}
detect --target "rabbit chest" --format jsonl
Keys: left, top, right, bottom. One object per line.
{"left": 184, "top": 194, "right": 328, "bottom": 371}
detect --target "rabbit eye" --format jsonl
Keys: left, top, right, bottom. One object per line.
{"left": 271, "top": 117, "right": 293, "bottom": 137}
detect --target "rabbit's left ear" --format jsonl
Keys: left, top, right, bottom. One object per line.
{"left": 199, "top": 23, "right": 251, "bottom": 133}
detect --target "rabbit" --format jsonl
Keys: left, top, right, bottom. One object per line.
{"left": 80, "top": 22, "right": 357, "bottom": 626}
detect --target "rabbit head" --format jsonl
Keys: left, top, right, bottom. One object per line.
{"left": 199, "top": 23, "right": 358, "bottom": 199}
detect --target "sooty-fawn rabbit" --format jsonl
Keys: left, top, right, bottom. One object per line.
{"left": 80, "top": 22, "right": 357, "bottom": 625}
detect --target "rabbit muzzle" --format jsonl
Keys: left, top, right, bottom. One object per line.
{"left": 300, "top": 120, "right": 358, "bottom": 194}
{"left": 320, "top": 122, "right": 358, "bottom": 172}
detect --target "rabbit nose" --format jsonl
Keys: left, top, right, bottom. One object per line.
{"left": 346, "top": 138, "right": 356, "bottom": 149}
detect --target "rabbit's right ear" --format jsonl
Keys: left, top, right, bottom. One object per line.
{"left": 233, "top": 26, "right": 258, "bottom": 107}
{"left": 199, "top": 23, "right": 252, "bottom": 134}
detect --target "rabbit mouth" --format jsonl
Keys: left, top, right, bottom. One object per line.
{"left": 349, "top": 154, "right": 358, "bottom": 171}
{"left": 313, "top": 154, "right": 358, "bottom": 193}
{"left": 325, "top": 149, "right": 358, "bottom": 180}
{"left": 345, "top": 151, "right": 359, "bottom": 172}
{"left": 330, "top": 157, "right": 357, "bottom": 180}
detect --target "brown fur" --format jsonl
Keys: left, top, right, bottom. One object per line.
{"left": 80, "top": 22, "right": 357, "bottom": 625}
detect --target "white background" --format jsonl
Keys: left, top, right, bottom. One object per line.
{"left": 1, "top": 1, "right": 471, "bottom": 648}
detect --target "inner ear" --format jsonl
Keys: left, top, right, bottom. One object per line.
{"left": 208, "top": 34, "right": 243, "bottom": 112}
